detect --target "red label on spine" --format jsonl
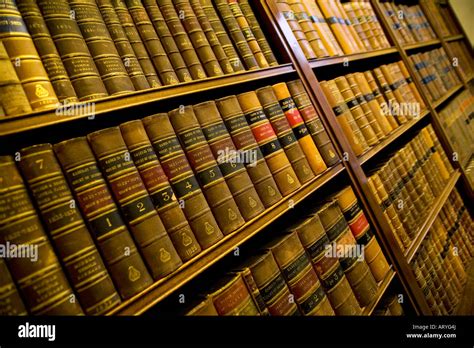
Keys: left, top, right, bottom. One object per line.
{"left": 231, "top": 129, "right": 257, "bottom": 150}
{"left": 108, "top": 172, "right": 146, "bottom": 202}
{"left": 285, "top": 109, "right": 305, "bottom": 128}
{"left": 76, "top": 185, "right": 115, "bottom": 216}
{"left": 251, "top": 122, "right": 277, "bottom": 143}
{"left": 349, "top": 213, "right": 370, "bottom": 238}
{"left": 161, "top": 153, "right": 193, "bottom": 179}
{"left": 140, "top": 164, "right": 169, "bottom": 191}
{"left": 186, "top": 146, "right": 215, "bottom": 169}
{"left": 298, "top": 105, "right": 318, "bottom": 122}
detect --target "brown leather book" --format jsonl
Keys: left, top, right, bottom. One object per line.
{"left": 156, "top": 0, "right": 207, "bottom": 80}
{"left": 87, "top": 127, "right": 182, "bottom": 279}
{"left": 54, "top": 138, "right": 154, "bottom": 299}
{"left": 0, "top": 41, "right": 32, "bottom": 116}
{"left": 112, "top": 0, "right": 162, "bottom": 88}
{"left": 215, "top": 95, "right": 283, "bottom": 208}
{"left": 185, "top": 297, "right": 219, "bottom": 315}
{"left": 0, "top": 258, "right": 28, "bottom": 315}
{"left": 193, "top": 101, "right": 265, "bottom": 220}
{"left": 256, "top": 85, "right": 315, "bottom": 184}
{"left": 1, "top": 1, "right": 59, "bottom": 110}
{"left": 125, "top": 0, "right": 180, "bottom": 85}
{"left": 286, "top": 79, "right": 339, "bottom": 167}
{"left": 0, "top": 156, "right": 83, "bottom": 315}
{"left": 341, "top": 2, "right": 372, "bottom": 51}
{"left": 143, "top": 113, "right": 224, "bottom": 249}
{"left": 96, "top": 0, "right": 150, "bottom": 90}
{"left": 18, "top": 144, "right": 122, "bottom": 315}
{"left": 232, "top": 268, "right": 270, "bottom": 315}
{"left": 169, "top": 106, "right": 245, "bottom": 234}
{"left": 237, "top": 91, "right": 301, "bottom": 196}
{"left": 120, "top": 120, "right": 202, "bottom": 262}
{"left": 17, "top": 0, "right": 78, "bottom": 102}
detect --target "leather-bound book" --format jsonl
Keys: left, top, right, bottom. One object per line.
{"left": 185, "top": 297, "right": 219, "bottom": 315}
{"left": 169, "top": 106, "right": 245, "bottom": 234}
{"left": 232, "top": 268, "right": 270, "bottom": 315}
{"left": 267, "top": 232, "right": 335, "bottom": 315}
{"left": 54, "top": 138, "right": 153, "bottom": 299}
{"left": 341, "top": 2, "right": 372, "bottom": 51}
{"left": 18, "top": 144, "right": 121, "bottom": 315}
{"left": 156, "top": 0, "right": 207, "bottom": 80}
{"left": 362, "top": 2, "right": 390, "bottom": 48}
{"left": 333, "top": 0, "right": 366, "bottom": 52}
{"left": 348, "top": 2, "right": 381, "bottom": 51}
{"left": 0, "top": 156, "right": 83, "bottom": 315}
{"left": 215, "top": 95, "right": 283, "bottom": 208}
{"left": 190, "top": 0, "right": 233, "bottom": 74}
{"left": 373, "top": 67, "right": 407, "bottom": 125}
{"left": 286, "top": 79, "right": 339, "bottom": 167}
{"left": 291, "top": 214, "right": 362, "bottom": 315}
{"left": 237, "top": 91, "right": 301, "bottom": 196}
{"left": 0, "top": 258, "right": 27, "bottom": 315}
{"left": 273, "top": 82, "right": 328, "bottom": 175}
{"left": 112, "top": 0, "right": 162, "bottom": 88}
{"left": 16, "top": 0, "right": 78, "bottom": 102}
{"left": 124, "top": 0, "right": 180, "bottom": 85}
{"left": 1, "top": 1, "right": 59, "bottom": 110}
{"left": 143, "top": 113, "right": 224, "bottom": 249}
{"left": 96, "top": 0, "right": 150, "bottom": 90}
{"left": 120, "top": 120, "right": 201, "bottom": 262}
{"left": 87, "top": 127, "right": 182, "bottom": 279}
{"left": 199, "top": 0, "right": 245, "bottom": 72}
{"left": 0, "top": 41, "right": 32, "bottom": 116}
{"left": 193, "top": 101, "right": 265, "bottom": 220}
{"left": 238, "top": 0, "right": 278, "bottom": 66}
{"left": 381, "top": 64, "right": 416, "bottom": 117}
{"left": 256, "top": 86, "right": 315, "bottom": 184}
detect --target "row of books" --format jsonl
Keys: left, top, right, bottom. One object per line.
{"left": 373, "top": 294, "right": 404, "bottom": 316}
{"left": 367, "top": 125, "right": 454, "bottom": 252}
{"left": 448, "top": 41, "right": 474, "bottom": 81}
{"left": 276, "top": 0, "right": 391, "bottom": 60}
{"left": 0, "top": 79, "right": 340, "bottom": 316}
{"left": 380, "top": 1, "right": 436, "bottom": 46}
{"left": 186, "top": 186, "right": 391, "bottom": 316}
{"left": 320, "top": 60, "right": 425, "bottom": 157}
{"left": 0, "top": 0, "right": 278, "bottom": 117}
{"left": 420, "top": 0, "right": 462, "bottom": 38}
{"left": 411, "top": 189, "right": 473, "bottom": 315}
{"left": 409, "top": 47, "right": 462, "bottom": 103}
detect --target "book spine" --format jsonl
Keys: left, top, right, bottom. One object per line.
{"left": 0, "top": 156, "right": 83, "bottom": 315}
{"left": 143, "top": 113, "right": 224, "bottom": 249}
{"left": 362, "top": 2, "right": 390, "bottom": 48}
{"left": 54, "top": 137, "right": 154, "bottom": 299}
{"left": 112, "top": 0, "right": 161, "bottom": 87}
{"left": 256, "top": 86, "right": 315, "bottom": 184}
{"left": 18, "top": 144, "right": 121, "bottom": 315}
{"left": 349, "top": 2, "right": 380, "bottom": 51}
{"left": 120, "top": 120, "right": 202, "bottom": 262}
{"left": 239, "top": 268, "right": 270, "bottom": 315}
{"left": 215, "top": 95, "right": 283, "bottom": 208}
{"left": 333, "top": 0, "right": 366, "bottom": 52}
{"left": 169, "top": 106, "right": 245, "bottom": 234}
{"left": 380, "top": 64, "right": 413, "bottom": 121}
{"left": 96, "top": 0, "right": 150, "bottom": 90}
{"left": 124, "top": 0, "right": 180, "bottom": 85}
{"left": 185, "top": 297, "right": 219, "bottom": 315}
{"left": 373, "top": 67, "right": 406, "bottom": 125}
{"left": 237, "top": 91, "right": 302, "bottom": 196}
{"left": 0, "top": 258, "right": 28, "bottom": 315}
{"left": 286, "top": 79, "right": 340, "bottom": 167}
{"left": 17, "top": 0, "right": 78, "bottom": 103}
{"left": 341, "top": 2, "right": 372, "bottom": 51}
{"left": 0, "top": 1, "right": 59, "bottom": 110}
{"left": 87, "top": 127, "right": 182, "bottom": 279}
{"left": 193, "top": 100, "right": 265, "bottom": 220}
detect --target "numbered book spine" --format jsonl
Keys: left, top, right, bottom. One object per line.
{"left": 120, "top": 120, "right": 202, "bottom": 262}
{"left": 169, "top": 106, "right": 245, "bottom": 234}
{"left": 157, "top": 0, "right": 207, "bottom": 80}
{"left": 199, "top": 0, "right": 245, "bottom": 72}
{"left": 96, "top": 0, "right": 150, "bottom": 90}
{"left": 0, "top": 1, "right": 59, "bottom": 110}
{"left": 0, "top": 41, "right": 32, "bottom": 116}
{"left": 112, "top": 0, "right": 162, "bottom": 87}
{"left": 125, "top": 0, "right": 179, "bottom": 85}
{"left": 193, "top": 100, "right": 265, "bottom": 220}
{"left": 286, "top": 79, "right": 339, "bottom": 167}
{"left": 54, "top": 137, "right": 153, "bottom": 299}
{"left": 237, "top": 91, "right": 301, "bottom": 196}
{"left": 215, "top": 95, "right": 283, "bottom": 208}
{"left": 87, "top": 127, "right": 182, "bottom": 279}
{"left": 0, "top": 156, "right": 83, "bottom": 315}
{"left": 0, "top": 258, "right": 27, "bottom": 315}
{"left": 17, "top": 0, "right": 78, "bottom": 103}
{"left": 143, "top": 113, "right": 224, "bottom": 249}
{"left": 256, "top": 86, "right": 315, "bottom": 184}
{"left": 18, "top": 144, "right": 122, "bottom": 315}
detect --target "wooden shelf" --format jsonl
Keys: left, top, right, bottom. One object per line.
{"left": 432, "top": 84, "right": 464, "bottom": 109}
{"left": 309, "top": 48, "right": 398, "bottom": 69}
{"left": 363, "top": 268, "right": 396, "bottom": 316}
{"left": 444, "top": 34, "right": 464, "bottom": 42}
{"left": 107, "top": 163, "right": 345, "bottom": 315}
{"left": 465, "top": 73, "right": 474, "bottom": 84}
{"left": 403, "top": 39, "right": 441, "bottom": 51}
{"left": 359, "top": 110, "right": 429, "bottom": 165}
{"left": 0, "top": 64, "right": 295, "bottom": 137}
{"left": 405, "top": 170, "right": 461, "bottom": 263}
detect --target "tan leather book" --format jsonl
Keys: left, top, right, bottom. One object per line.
{"left": 0, "top": 258, "right": 27, "bottom": 315}
{"left": 342, "top": 2, "right": 373, "bottom": 51}
{"left": 333, "top": 0, "right": 366, "bottom": 52}
{"left": 373, "top": 67, "right": 406, "bottom": 125}
{"left": 231, "top": 268, "right": 270, "bottom": 315}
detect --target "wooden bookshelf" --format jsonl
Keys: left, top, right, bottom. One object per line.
{"left": 403, "top": 39, "right": 441, "bottom": 51}
{"left": 309, "top": 48, "right": 399, "bottom": 69}
{"left": 444, "top": 34, "right": 464, "bottom": 42}
{"left": 432, "top": 84, "right": 464, "bottom": 109}
{"left": 363, "top": 268, "right": 396, "bottom": 316}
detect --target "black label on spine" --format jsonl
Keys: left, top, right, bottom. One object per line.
{"left": 263, "top": 103, "right": 284, "bottom": 120}
{"left": 278, "top": 132, "right": 298, "bottom": 148}
{"left": 346, "top": 98, "right": 359, "bottom": 109}
{"left": 121, "top": 196, "right": 155, "bottom": 222}
{"left": 179, "top": 128, "right": 207, "bottom": 149}
{"left": 260, "top": 274, "right": 286, "bottom": 303}
{"left": 98, "top": 152, "right": 135, "bottom": 178}
{"left": 67, "top": 163, "right": 103, "bottom": 191}
{"left": 307, "top": 234, "right": 331, "bottom": 260}
{"left": 130, "top": 145, "right": 157, "bottom": 167}
{"left": 342, "top": 202, "right": 361, "bottom": 223}
{"left": 299, "top": 285, "right": 325, "bottom": 314}
{"left": 364, "top": 93, "right": 375, "bottom": 101}
{"left": 321, "top": 265, "right": 345, "bottom": 289}
{"left": 356, "top": 228, "right": 374, "bottom": 246}
{"left": 203, "top": 122, "right": 228, "bottom": 141}
{"left": 89, "top": 210, "right": 125, "bottom": 237}
{"left": 292, "top": 124, "right": 309, "bottom": 140}
{"left": 245, "top": 110, "right": 267, "bottom": 125}
{"left": 326, "top": 216, "right": 348, "bottom": 241}
{"left": 260, "top": 139, "right": 282, "bottom": 157}
{"left": 224, "top": 115, "right": 248, "bottom": 133}
{"left": 150, "top": 186, "right": 175, "bottom": 209}
{"left": 153, "top": 137, "right": 182, "bottom": 159}
{"left": 172, "top": 175, "right": 200, "bottom": 198}
{"left": 196, "top": 165, "right": 223, "bottom": 187}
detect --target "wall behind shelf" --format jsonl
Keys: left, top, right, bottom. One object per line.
{"left": 450, "top": 0, "right": 474, "bottom": 47}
